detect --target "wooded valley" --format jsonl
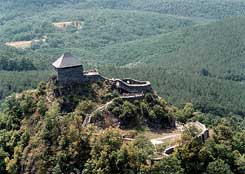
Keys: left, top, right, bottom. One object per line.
{"left": 0, "top": 1, "right": 245, "bottom": 174}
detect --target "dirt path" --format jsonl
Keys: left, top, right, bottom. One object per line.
{"left": 82, "top": 99, "right": 114, "bottom": 127}
{"left": 150, "top": 134, "right": 181, "bottom": 145}
{"left": 150, "top": 122, "right": 207, "bottom": 146}
{"left": 82, "top": 94, "right": 145, "bottom": 127}
{"left": 151, "top": 122, "right": 209, "bottom": 159}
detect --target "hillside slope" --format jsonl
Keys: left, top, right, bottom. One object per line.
{"left": 0, "top": 78, "right": 182, "bottom": 173}
{"left": 126, "top": 0, "right": 245, "bottom": 19}
{"left": 2, "top": 0, "right": 245, "bottom": 20}
{"left": 0, "top": 9, "right": 196, "bottom": 46}
{"left": 98, "top": 17, "right": 245, "bottom": 78}
{"left": 101, "top": 65, "right": 245, "bottom": 116}
{"left": 0, "top": 7, "right": 196, "bottom": 100}
{"left": 96, "top": 17, "right": 245, "bottom": 115}
{"left": 0, "top": 75, "right": 244, "bottom": 174}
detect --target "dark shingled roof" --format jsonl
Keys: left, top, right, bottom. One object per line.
{"left": 52, "top": 52, "right": 82, "bottom": 68}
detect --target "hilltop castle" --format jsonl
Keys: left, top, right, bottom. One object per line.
{"left": 52, "top": 53, "right": 152, "bottom": 94}
{"left": 52, "top": 52, "right": 104, "bottom": 84}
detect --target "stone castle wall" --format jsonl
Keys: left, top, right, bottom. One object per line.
{"left": 84, "top": 72, "right": 106, "bottom": 82}
{"left": 57, "top": 66, "right": 83, "bottom": 84}
{"left": 122, "top": 78, "right": 148, "bottom": 85}
{"left": 56, "top": 66, "right": 152, "bottom": 94}
{"left": 112, "top": 78, "right": 152, "bottom": 93}
{"left": 163, "top": 122, "right": 209, "bottom": 157}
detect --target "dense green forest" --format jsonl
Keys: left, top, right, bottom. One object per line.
{"left": 0, "top": 79, "right": 244, "bottom": 174}
{"left": 100, "top": 65, "right": 245, "bottom": 116}
{"left": 2, "top": 0, "right": 245, "bottom": 19}
{"left": 0, "top": 0, "right": 244, "bottom": 173}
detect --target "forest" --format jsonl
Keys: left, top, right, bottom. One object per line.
{"left": 0, "top": 77, "right": 244, "bottom": 174}
{"left": 0, "top": 0, "right": 244, "bottom": 174}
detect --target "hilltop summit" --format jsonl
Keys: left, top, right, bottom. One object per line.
{"left": 51, "top": 53, "right": 152, "bottom": 95}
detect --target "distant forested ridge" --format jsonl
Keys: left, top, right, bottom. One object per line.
{"left": 0, "top": 1, "right": 244, "bottom": 173}
{"left": 3, "top": 0, "right": 245, "bottom": 19}
{"left": 0, "top": 0, "right": 244, "bottom": 117}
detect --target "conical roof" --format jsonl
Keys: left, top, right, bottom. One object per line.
{"left": 52, "top": 52, "right": 82, "bottom": 69}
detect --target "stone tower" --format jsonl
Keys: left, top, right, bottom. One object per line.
{"left": 52, "top": 52, "right": 83, "bottom": 84}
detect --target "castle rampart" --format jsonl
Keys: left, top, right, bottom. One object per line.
{"left": 111, "top": 78, "right": 152, "bottom": 94}
{"left": 52, "top": 53, "right": 152, "bottom": 94}
{"left": 163, "top": 121, "right": 209, "bottom": 157}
